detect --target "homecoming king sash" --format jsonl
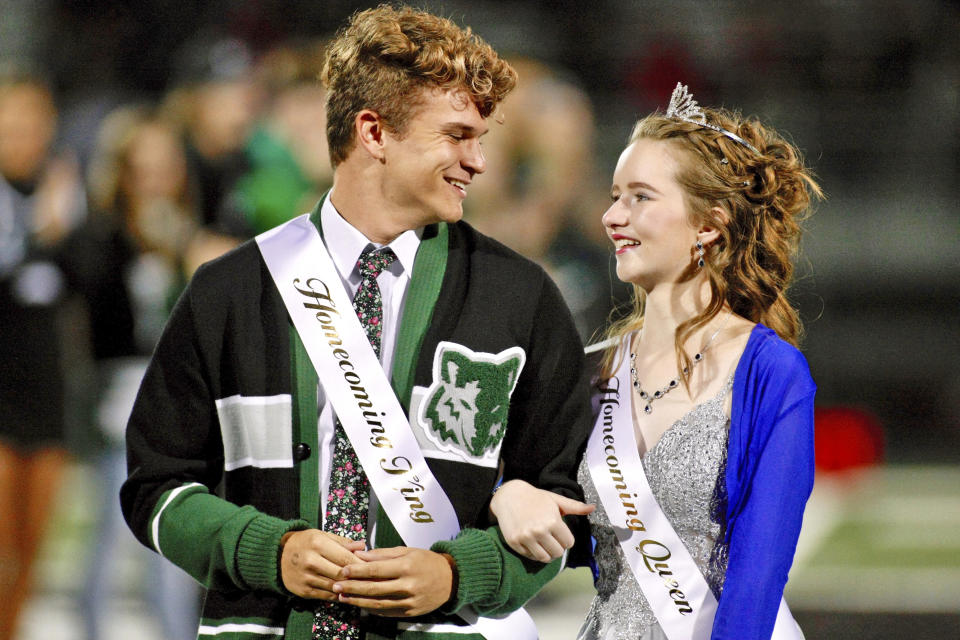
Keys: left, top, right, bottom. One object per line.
{"left": 585, "top": 338, "right": 803, "bottom": 640}
{"left": 257, "top": 214, "right": 537, "bottom": 640}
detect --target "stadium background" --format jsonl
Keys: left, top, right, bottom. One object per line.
{"left": 2, "top": 1, "right": 957, "bottom": 638}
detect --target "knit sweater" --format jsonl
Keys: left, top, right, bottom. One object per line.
{"left": 120, "top": 206, "right": 593, "bottom": 640}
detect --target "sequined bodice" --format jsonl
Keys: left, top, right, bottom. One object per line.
{"left": 577, "top": 377, "right": 733, "bottom": 640}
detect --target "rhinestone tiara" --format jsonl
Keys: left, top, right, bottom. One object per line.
{"left": 665, "top": 82, "right": 759, "bottom": 154}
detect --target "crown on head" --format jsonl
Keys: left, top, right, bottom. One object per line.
{"left": 665, "top": 82, "right": 759, "bottom": 154}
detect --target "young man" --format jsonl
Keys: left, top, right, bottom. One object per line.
{"left": 121, "top": 6, "right": 592, "bottom": 640}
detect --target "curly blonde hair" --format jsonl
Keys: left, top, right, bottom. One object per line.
{"left": 320, "top": 4, "right": 517, "bottom": 167}
{"left": 601, "top": 105, "right": 823, "bottom": 380}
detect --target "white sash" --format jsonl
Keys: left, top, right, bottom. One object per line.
{"left": 256, "top": 214, "right": 537, "bottom": 640}
{"left": 585, "top": 339, "right": 803, "bottom": 640}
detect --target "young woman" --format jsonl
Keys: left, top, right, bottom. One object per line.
{"left": 72, "top": 107, "right": 201, "bottom": 640}
{"left": 0, "top": 73, "right": 86, "bottom": 640}
{"left": 491, "top": 83, "right": 822, "bottom": 639}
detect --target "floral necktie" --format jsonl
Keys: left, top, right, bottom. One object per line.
{"left": 314, "top": 246, "right": 397, "bottom": 640}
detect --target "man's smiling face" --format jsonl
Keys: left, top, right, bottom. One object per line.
{"left": 379, "top": 87, "right": 488, "bottom": 230}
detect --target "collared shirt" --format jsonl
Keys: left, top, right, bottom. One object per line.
{"left": 316, "top": 194, "right": 422, "bottom": 532}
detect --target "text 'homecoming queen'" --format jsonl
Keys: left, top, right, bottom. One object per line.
{"left": 596, "top": 376, "right": 694, "bottom": 615}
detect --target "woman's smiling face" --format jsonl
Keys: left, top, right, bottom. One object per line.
{"left": 602, "top": 137, "right": 700, "bottom": 291}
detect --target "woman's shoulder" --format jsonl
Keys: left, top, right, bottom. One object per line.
{"left": 738, "top": 323, "right": 815, "bottom": 391}
{"left": 582, "top": 332, "right": 632, "bottom": 395}
{"left": 746, "top": 324, "right": 808, "bottom": 365}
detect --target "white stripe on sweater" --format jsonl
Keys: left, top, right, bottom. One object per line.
{"left": 215, "top": 394, "right": 294, "bottom": 471}
{"left": 197, "top": 622, "right": 284, "bottom": 636}
{"left": 151, "top": 482, "right": 204, "bottom": 555}
{"left": 396, "top": 621, "right": 482, "bottom": 634}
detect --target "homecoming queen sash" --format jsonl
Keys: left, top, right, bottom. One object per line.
{"left": 257, "top": 214, "right": 537, "bottom": 640}
{"left": 585, "top": 339, "right": 803, "bottom": 640}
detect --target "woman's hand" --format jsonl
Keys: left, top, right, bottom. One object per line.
{"left": 489, "top": 479, "right": 594, "bottom": 563}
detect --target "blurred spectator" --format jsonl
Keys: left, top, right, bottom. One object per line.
{"left": 64, "top": 106, "right": 201, "bottom": 640}
{"left": 0, "top": 69, "right": 86, "bottom": 640}
{"left": 463, "top": 57, "right": 627, "bottom": 340}
{"left": 163, "top": 35, "right": 260, "bottom": 274}
{"left": 232, "top": 40, "right": 333, "bottom": 233}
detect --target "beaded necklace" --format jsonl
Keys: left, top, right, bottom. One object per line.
{"left": 629, "top": 315, "right": 730, "bottom": 415}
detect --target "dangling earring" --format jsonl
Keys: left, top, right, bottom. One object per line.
{"left": 696, "top": 240, "right": 705, "bottom": 268}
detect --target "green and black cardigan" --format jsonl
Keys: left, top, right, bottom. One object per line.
{"left": 120, "top": 206, "right": 593, "bottom": 639}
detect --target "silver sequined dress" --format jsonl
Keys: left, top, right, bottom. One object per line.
{"left": 576, "top": 377, "right": 733, "bottom": 640}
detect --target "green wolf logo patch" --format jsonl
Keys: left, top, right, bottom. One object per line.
{"left": 418, "top": 342, "right": 526, "bottom": 460}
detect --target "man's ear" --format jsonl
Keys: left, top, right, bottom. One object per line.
{"left": 355, "top": 109, "right": 386, "bottom": 161}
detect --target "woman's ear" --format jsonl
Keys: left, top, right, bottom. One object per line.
{"left": 355, "top": 109, "right": 386, "bottom": 161}
{"left": 697, "top": 206, "right": 728, "bottom": 247}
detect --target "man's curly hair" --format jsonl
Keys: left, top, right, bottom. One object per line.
{"left": 320, "top": 4, "right": 517, "bottom": 167}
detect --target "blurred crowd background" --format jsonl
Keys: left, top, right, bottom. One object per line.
{"left": 1, "top": 1, "right": 957, "bottom": 639}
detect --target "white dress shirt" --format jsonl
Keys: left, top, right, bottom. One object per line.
{"left": 316, "top": 195, "right": 422, "bottom": 535}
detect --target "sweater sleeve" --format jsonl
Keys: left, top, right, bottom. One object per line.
{"left": 711, "top": 341, "right": 816, "bottom": 639}
{"left": 436, "top": 272, "right": 592, "bottom": 613}
{"left": 119, "top": 271, "right": 307, "bottom": 594}
{"left": 499, "top": 271, "right": 593, "bottom": 503}
{"left": 431, "top": 526, "right": 563, "bottom": 615}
